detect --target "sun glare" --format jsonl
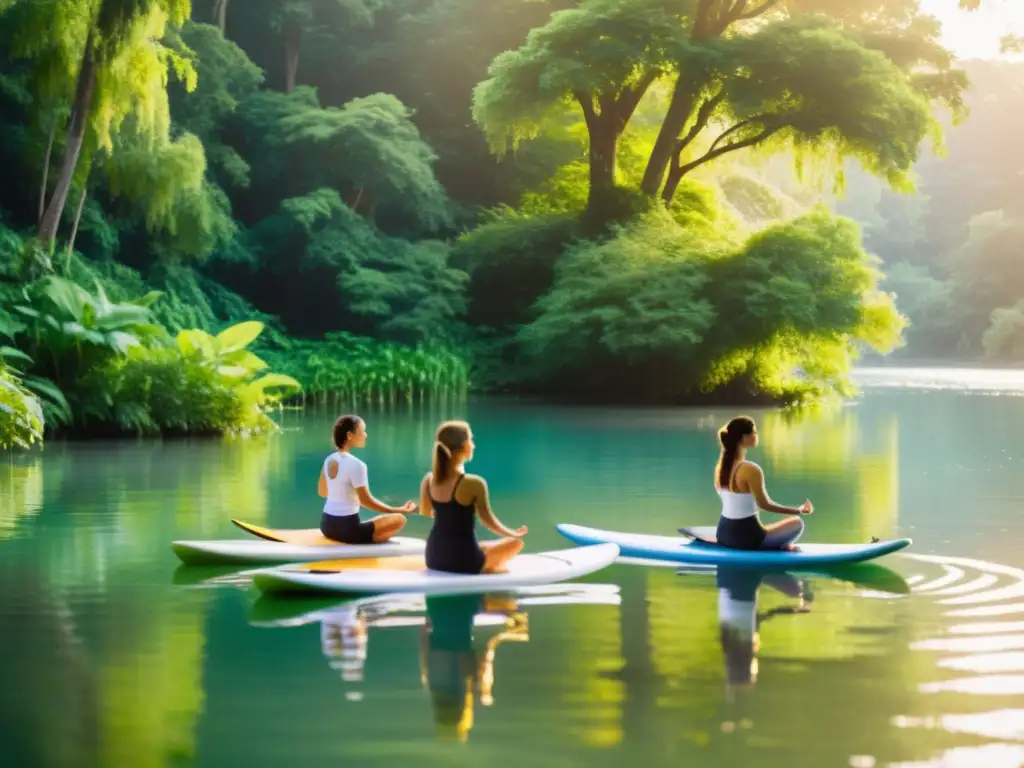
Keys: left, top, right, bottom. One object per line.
{"left": 920, "top": 0, "right": 1024, "bottom": 59}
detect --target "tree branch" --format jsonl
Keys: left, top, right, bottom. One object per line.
{"left": 673, "top": 90, "right": 725, "bottom": 155}
{"left": 675, "top": 123, "right": 782, "bottom": 178}
{"left": 738, "top": 0, "right": 780, "bottom": 20}
{"left": 726, "top": 0, "right": 748, "bottom": 22}
{"left": 616, "top": 69, "right": 661, "bottom": 126}
{"left": 706, "top": 116, "right": 763, "bottom": 154}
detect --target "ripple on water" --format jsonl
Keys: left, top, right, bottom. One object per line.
{"left": 895, "top": 553, "right": 1024, "bottom": 764}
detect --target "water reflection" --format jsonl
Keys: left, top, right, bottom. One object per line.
{"left": 249, "top": 585, "right": 621, "bottom": 744}
{"left": 715, "top": 568, "right": 813, "bottom": 692}
{"left": 421, "top": 594, "right": 529, "bottom": 742}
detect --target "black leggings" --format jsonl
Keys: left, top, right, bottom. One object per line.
{"left": 321, "top": 512, "right": 376, "bottom": 544}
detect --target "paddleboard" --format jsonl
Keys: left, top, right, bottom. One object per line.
{"left": 171, "top": 519, "right": 426, "bottom": 566}
{"left": 557, "top": 523, "right": 911, "bottom": 569}
{"left": 250, "top": 543, "right": 620, "bottom": 597}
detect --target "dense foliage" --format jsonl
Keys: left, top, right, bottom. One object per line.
{"left": 0, "top": 0, "right": 1014, "bottom": 444}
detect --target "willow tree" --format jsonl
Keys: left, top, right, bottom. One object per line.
{"left": 1, "top": 0, "right": 196, "bottom": 249}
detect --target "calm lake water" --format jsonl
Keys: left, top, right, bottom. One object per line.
{"left": 3, "top": 366, "right": 1024, "bottom": 768}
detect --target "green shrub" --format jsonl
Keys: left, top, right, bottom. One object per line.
{"left": 77, "top": 321, "right": 301, "bottom": 437}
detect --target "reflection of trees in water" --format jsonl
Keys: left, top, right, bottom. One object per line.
{"left": 760, "top": 408, "right": 901, "bottom": 541}
{"left": 0, "top": 549, "right": 211, "bottom": 768}
{"left": 0, "top": 558, "right": 99, "bottom": 768}
{"left": 92, "top": 589, "right": 210, "bottom": 768}
{"left": 6, "top": 437, "right": 284, "bottom": 590}
{"left": 0, "top": 454, "right": 44, "bottom": 539}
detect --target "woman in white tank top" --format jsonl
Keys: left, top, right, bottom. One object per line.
{"left": 317, "top": 415, "right": 417, "bottom": 544}
{"left": 714, "top": 415, "right": 813, "bottom": 551}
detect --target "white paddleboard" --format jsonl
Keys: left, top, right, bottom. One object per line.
{"left": 251, "top": 543, "right": 620, "bottom": 597}
{"left": 172, "top": 519, "right": 426, "bottom": 565}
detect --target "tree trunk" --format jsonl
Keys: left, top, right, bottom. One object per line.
{"left": 38, "top": 117, "right": 57, "bottom": 222}
{"left": 661, "top": 161, "right": 686, "bottom": 205}
{"left": 283, "top": 25, "right": 302, "bottom": 94}
{"left": 640, "top": 84, "right": 697, "bottom": 197}
{"left": 586, "top": 120, "right": 618, "bottom": 216}
{"left": 66, "top": 186, "right": 88, "bottom": 272}
{"left": 38, "top": 30, "right": 97, "bottom": 248}
{"left": 213, "top": 0, "right": 229, "bottom": 32}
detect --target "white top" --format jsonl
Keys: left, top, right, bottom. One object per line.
{"left": 717, "top": 488, "right": 758, "bottom": 520}
{"left": 323, "top": 451, "right": 368, "bottom": 516}
{"left": 717, "top": 460, "right": 758, "bottom": 520}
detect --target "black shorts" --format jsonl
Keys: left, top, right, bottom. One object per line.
{"left": 321, "top": 512, "right": 375, "bottom": 544}
{"left": 716, "top": 515, "right": 766, "bottom": 551}
{"left": 425, "top": 533, "right": 485, "bottom": 575}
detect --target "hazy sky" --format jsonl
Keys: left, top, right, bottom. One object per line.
{"left": 920, "top": 0, "right": 1024, "bottom": 59}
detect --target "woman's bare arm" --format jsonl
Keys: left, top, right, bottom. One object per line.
{"left": 318, "top": 468, "right": 327, "bottom": 498}
{"left": 742, "top": 463, "right": 810, "bottom": 516}
{"left": 356, "top": 485, "right": 416, "bottom": 515}
{"left": 466, "top": 477, "right": 527, "bottom": 538}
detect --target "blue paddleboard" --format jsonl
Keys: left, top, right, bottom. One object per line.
{"left": 556, "top": 523, "right": 912, "bottom": 568}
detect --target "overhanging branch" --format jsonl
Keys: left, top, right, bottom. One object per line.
{"left": 673, "top": 90, "right": 726, "bottom": 155}
{"left": 674, "top": 121, "right": 782, "bottom": 178}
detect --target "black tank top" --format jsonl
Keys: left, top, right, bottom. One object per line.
{"left": 429, "top": 474, "right": 477, "bottom": 539}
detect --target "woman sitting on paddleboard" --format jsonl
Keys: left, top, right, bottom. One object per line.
{"left": 318, "top": 415, "right": 416, "bottom": 544}
{"left": 715, "top": 416, "right": 812, "bottom": 550}
{"left": 419, "top": 420, "right": 527, "bottom": 573}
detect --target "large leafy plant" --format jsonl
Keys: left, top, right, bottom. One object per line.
{"left": 79, "top": 320, "right": 302, "bottom": 437}
{"left": 11, "top": 275, "right": 165, "bottom": 392}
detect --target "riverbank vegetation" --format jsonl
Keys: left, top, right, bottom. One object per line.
{"left": 0, "top": 0, "right": 1015, "bottom": 444}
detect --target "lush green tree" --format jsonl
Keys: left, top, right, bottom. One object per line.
{"left": 639, "top": 0, "right": 964, "bottom": 201}
{"left": 949, "top": 210, "right": 1024, "bottom": 353}
{"left": 273, "top": 0, "right": 383, "bottom": 93}
{"left": 233, "top": 86, "right": 449, "bottom": 233}
{"left": 474, "top": 0, "right": 964, "bottom": 221}
{"left": 1, "top": 0, "right": 197, "bottom": 247}
{"left": 517, "top": 205, "right": 903, "bottom": 402}
{"left": 473, "top": 0, "right": 682, "bottom": 219}
{"left": 982, "top": 300, "right": 1024, "bottom": 361}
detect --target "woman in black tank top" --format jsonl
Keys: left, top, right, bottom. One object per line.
{"left": 419, "top": 420, "right": 528, "bottom": 575}
{"left": 425, "top": 473, "right": 485, "bottom": 574}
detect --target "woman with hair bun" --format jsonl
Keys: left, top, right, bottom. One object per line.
{"left": 317, "top": 415, "right": 417, "bottom": 544}
{"left": 714, "top": 415, "right": 812, "bottom": 551}
{"left": 419, "top": 420, "right": 527, "bottom": 574}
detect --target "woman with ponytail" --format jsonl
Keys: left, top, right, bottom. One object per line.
{"left": 419, "top": 420, "right": 527, "bottom": 574}
{"left": 714, "top": 416, "right": 812, "bottom": 551}
{"left": 317, "top": 415, "right": 417, "bottom": 544}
